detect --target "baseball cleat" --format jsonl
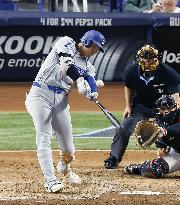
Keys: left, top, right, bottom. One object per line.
{"left": 104, "top": 155, "right": 119, "bottom": 169}
{"left": 57, "top": 160, "right": 81, "bottom": 184}
{"left": 57, "top": 160, "right": 71, "bottom": 175}
{"left": 124, "top": 164, "right": 141, "bottom": 175}
{"left": 68, "top": 171, "right": 81, "bottom": 184}
{"left": 45, "top": 179, "right": 64, "bottom": 193}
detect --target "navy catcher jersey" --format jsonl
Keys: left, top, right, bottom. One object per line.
{"left": 156, "top": 109, "right": 180, "bottom": 153}
{"left": 125, "top": 63, "right": 180, "bottom": 108}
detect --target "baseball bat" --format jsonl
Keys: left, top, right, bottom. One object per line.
{"left": 92, "top": 98, "right": 121, "bottom": 130}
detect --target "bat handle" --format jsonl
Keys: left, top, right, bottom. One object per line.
{"left": 91, "top": 97, "right": 98, "bottom": 103}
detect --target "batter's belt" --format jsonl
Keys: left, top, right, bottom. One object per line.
{"left": 33, "top": 81, "right": 66, "bottom": 94}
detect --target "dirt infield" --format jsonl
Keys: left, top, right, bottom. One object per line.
{"left": 0, "top": 83, "right": 179, "bottom": 205}
{"left": 0, "top": 83, "right": 125, "bottom": 112}
{"left": 0, "top": 151, "right": 179, "bottom": 205}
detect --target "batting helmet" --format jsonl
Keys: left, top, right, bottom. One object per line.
{"left": 80, "top": 30, "right": 106, "bottom": 52}
{"left": 136, "top": 44, "right": 159, "bottom": 72}
{"left": 155, "top": 95, "right": 177, "bottom": 109}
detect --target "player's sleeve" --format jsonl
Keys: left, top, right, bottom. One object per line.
{"left": 86, "top": 62, "right": 96, "bottom": 76}
{"left": 166, "top": 122, "right": 180, "bottom": 137}
{"left": 85, "top": 62, "right": 97, "bottom": 92}
{"left": 178, "top": 109, "right": 180, "bottom": 122}
{"left": 161, "top": 123, "right": 180, "bottom": 151}
{"left": 55, "top": 37, "right": 81, "bottom": 81}
{"left": 67, "top": 58, "right": 87, "bottom": 81}
{"left": 124, "top": 64, "right": 137, "bottom": 89}
{"left": 155, "top": 138, "right": 168, "bottom": 149}
{"left": 167, "top": 85, "right": 180, "bottom": 95}
{"left": 55, "top": 36, "right": 76, "bottom": 56}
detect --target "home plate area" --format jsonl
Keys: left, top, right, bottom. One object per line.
{"left": 0, "top": 150, "right": 179, "bottom": 205}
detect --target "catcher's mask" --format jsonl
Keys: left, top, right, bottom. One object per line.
{"left": 155, "top": 95, "right": 177, "bottom": 110}
{"left": 136, "top": 44, "right": 159, "bottom": 72}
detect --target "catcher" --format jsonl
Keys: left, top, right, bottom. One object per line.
{"left": 125, "top": 95, "right": 180, "bottom": 178}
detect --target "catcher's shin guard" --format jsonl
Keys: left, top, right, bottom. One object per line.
{"left": 140, "top": 158, "right": 169, "bottom": 178}
{"left": 124, "top": 164, "right": 141, "bottom": 175}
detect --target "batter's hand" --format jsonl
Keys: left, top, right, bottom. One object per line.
{"left": 123, "top": 106, "right": 132, "bottom": 119}
{"left": 157, "top": 147, "right": 170, "bottom": 157}
{"left": 85, "top": 91, "right": 98, "bottom": 101}
{"left": 90, "top": 92, "right": 98, "bottom": 99}
{"left": 76, "top": 77, "right": 88, "bottom": 95}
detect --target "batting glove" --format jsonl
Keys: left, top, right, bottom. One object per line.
{"left": 85, "top": 91, "right": 98, "bottom": 101}
{"left": 77, "top": 77, "right": 91, "bottom": 95}
{"left": 90, "top": 92, "right": 98, "bottom": 99}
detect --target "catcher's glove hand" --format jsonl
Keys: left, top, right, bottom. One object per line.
{"left": 132, "top": 120, "right": 163, "bottom": 148}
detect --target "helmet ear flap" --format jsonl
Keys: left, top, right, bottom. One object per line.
{"left": 81, "top": 37, "right": 93, "bottom": 48}
{"left": 80, "top": 30, "right": 105, "bottom": 52}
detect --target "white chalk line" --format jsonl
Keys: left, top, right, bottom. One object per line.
{"left": 0, "top": 150, "right": 156, "bottom": 153}
{"left": 0, "top": 191, "right": 170, "bottom": 201}
{"left": 0, "top": 181, "right": 33, "bottom": 185}
{"left": 0, "top": 195, "right": 36, "bottom": 201}
{"left": 120, "top": 191, "right": 162, "bottom": 195}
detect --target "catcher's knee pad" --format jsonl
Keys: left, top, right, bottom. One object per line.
{"left": 60, "top": 151, "right": 75, "bottom": 164}
{"left": 140, "top": 158, "right": 169, "bottom": 178}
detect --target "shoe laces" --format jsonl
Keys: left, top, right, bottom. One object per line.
{"left": 58, "top": 161, "right": 71, "bottom": 174}
{"left": 45, "top": 179, "right": 61, "bottom": 188}
{"left": 69, "top": 171, "right": 79, "bottom": 179}
{"left": 106, "top": 156, "right": 117, "bottom": 164}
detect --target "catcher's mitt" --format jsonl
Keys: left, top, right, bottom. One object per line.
{"left": 132, "top": 120, "right": 163, "bottom": 148}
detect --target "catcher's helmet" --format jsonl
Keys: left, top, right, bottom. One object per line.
{"left": 155, "top": 95, "right": 177, "bottom": 109}
{"left": 136, "top": 44, "right": 159, "bottom": 72}
{"left": 80, "top": 30, "right": 106, "bottom": 52}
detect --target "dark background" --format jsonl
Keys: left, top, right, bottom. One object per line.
{"left": 0, "top": 12, "right": 179, "bottom": 82}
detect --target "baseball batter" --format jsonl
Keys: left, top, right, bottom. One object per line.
{"left": 25, "top": 30, "right": 106, "bottom": 193}
{"left": 125, "top": 95, "right": 180, "bottom": 178}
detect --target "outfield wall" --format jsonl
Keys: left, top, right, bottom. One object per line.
{"left": 0, "top": 12, "right": 179, "bottom": 82}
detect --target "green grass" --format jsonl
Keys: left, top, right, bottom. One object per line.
{"left": 71, "top": 111, "right": 122, "bottom": 134}
{"left": 0, "top": 112, "right": 156, "bottom": 151}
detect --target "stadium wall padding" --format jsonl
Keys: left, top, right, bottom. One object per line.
{"left": 0, "top": 12, "right": 179, "bottom": 82}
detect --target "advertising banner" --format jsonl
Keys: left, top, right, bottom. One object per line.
{"left": 0, "top": 26, "right": 146, "bottom": 82}
{"left": 0, "top": 12, "right": 179, "bottom": 82}
{"left": 153, "top": 27, "right": 180, "bottom": 75}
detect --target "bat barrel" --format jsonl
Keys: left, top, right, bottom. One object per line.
{"left": 92, "top": 98, "right": 121, "bottom": 130}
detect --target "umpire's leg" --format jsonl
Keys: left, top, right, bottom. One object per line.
{"left": 104, "top": 114, "right": 143, "bottom": 169}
